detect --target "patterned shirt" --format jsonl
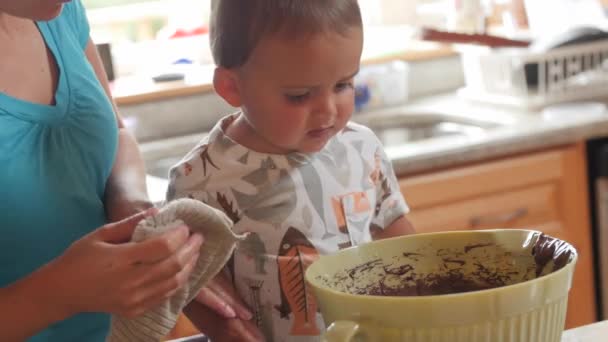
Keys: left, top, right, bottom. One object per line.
{"left": 167, "top": 114, "right": 409, "bottom": 342}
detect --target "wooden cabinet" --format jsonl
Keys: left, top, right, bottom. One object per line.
{"left": 398, "top": 142, "right": 597, "bottom": 329}
{"left": 163, "top": 315, "right": 199, "bottom": 341}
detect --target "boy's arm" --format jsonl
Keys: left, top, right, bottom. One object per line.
{"left": 369, "top": 142, "right": 416, "bottom": 238}
{"left": 372, "top": 215, "right": 415, "bottom": 240}
{"left": 184, "top": 301, "right": 263, "bottom": 342}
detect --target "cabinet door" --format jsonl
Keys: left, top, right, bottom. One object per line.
{"left": 163, "top": 314, "right": 200, "bottom": 340}
{"left": 406, "top": 183, "right": 562, "bottom": 234}
{"left": 398, "top": 143, "right": 597, "bottom": 329}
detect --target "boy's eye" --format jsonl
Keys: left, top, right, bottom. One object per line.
{"left": 285, "top": 92, "right": 310, "bottom": 103}
{"left": 335, "top": 81, "right": 354, "bottom": 92}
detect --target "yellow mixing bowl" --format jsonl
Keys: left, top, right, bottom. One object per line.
{"left": 305, "top": 229, "right": 577, "bottom": 342}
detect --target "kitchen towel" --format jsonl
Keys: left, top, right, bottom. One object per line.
{"left": 107, "top": 198, "right": 246, "bottom": 342}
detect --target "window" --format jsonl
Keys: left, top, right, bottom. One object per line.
{"left": 83, "top": 0, "right": 209, "bottom": 43}
{"left": 83, "top": 0, "right": 457, "bottom": 79}
{"left": 83, "top": 0, "right": 211, "bottom": 77}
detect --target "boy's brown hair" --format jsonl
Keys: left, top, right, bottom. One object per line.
{"left": 210, "top": 0, "right": 363, "bottom": 69}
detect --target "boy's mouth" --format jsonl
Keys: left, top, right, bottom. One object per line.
{"left": 307, "top": 126, "right": 334, "bottom": 138}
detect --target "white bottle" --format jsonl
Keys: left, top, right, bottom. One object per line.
{"left": 447, "top": 0, "right": 486, "bottom": 34}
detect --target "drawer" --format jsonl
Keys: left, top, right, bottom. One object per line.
{"left": 407, "top": 183, "right": 564, "bottom": 235}
{"left": 399, "top": 148, "right": 565, "bottom": 209}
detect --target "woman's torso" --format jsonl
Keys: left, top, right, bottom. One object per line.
{"left": 0, "top": 3, "right": 118, "bottom": 341}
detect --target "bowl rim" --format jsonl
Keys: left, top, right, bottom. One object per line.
{"left": 305, "top": 229, "right": 578, "bottom": 302}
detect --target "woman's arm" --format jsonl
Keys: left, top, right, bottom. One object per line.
{"left": 0, "top": 267, "right": 70, "bottom": 341}
{"left": 84, "top": 38, "right": 154, "bottom": 222}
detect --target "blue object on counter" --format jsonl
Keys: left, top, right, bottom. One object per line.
{"left": 173, "top": 58, "right": 193, "bottom": 65}
{"left": 354, "top": 84, "right": 370, "bottom": 112}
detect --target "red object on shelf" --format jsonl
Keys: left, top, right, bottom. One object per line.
{"left": 168, "top": 25, "right": 209, "bottom": 39}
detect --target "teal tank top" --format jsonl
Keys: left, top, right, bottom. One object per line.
{"left": 0, "top": 1, "right": 117, "bottom": 340}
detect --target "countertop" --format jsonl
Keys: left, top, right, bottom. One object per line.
{"left": 561, "top": 320, "right": 608, "bottom": 341}
{"left": 144, "top": 93, "right": 608, "bottom": 202}
{"left": 365, "top": 94, "right": 608, "bottom": 176}
{"left": 166, "top": 320, "right": 608, "bottom": 341}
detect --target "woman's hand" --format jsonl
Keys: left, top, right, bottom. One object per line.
{"left": 44, "top": 209, "right": 204, "bottom": 318}
{"left": 195, "top": 271, "right": 253, "bottom": 320}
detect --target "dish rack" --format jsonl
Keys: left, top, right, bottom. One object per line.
{"left": 458, "top": 40, "right": 608, "bottom": 109}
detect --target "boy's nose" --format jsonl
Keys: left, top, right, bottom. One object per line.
{"left": 314, "top": 95, "right": 337, "bottom": 120}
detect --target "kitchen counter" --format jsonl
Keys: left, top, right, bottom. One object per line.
{"left": 367, "top": 94, "right": 608, "bottom": 176}
{"left": 561, "top": 320, "right": 608, "bottom": 341}
{"left": 166, "top": 320, "right": 608, "bottom": 341}
{"left": 143, "top": 93, "right": 608, "bottom": 202}
{"left": 137, "top": 94, "right": 608, "bottom": 175}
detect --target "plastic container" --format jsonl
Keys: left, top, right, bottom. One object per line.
{"left": 447, "top": 0, "right": 486, "bottom": 34}
{"left": 354, "top": 61, "right": 409, "bottom": 112}
{"left": 458, "top": 40, "right": 608, "bottom": 109}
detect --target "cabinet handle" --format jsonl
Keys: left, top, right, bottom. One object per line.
{"left": 470, "top": 207, "right": 529, "bottom": 228}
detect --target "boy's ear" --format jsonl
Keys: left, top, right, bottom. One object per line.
{"left": 213, "top": 67, "right": 242, "bottom": 107}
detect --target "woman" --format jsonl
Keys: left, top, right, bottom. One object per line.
{"left": 0, "top": 1, "right": 204, "bottom": 340}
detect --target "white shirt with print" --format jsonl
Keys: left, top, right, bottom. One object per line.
{"left": 168, "top": 114, "right": 409, "bottom": 342}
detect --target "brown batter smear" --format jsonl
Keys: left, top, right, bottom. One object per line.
{"left": 317, "top": 233, "right": 574, "bottom": 297}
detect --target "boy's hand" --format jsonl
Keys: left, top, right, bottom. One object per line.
{"left": 372, "top": 215, "right": 416, "bottom": 240}
{"left": 184, "top": 300, "right": 264, "bottom": 342}
{"left": 195, "top": 272, "right": 253, "bottom": 320}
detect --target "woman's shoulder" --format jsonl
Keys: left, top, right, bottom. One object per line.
{"left": 47, "top": 0, "right": 90, "bottom": 49}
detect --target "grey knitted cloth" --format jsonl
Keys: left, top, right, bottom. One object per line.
{"left": 107, "top": 198, "right": 246, "bottom": 342}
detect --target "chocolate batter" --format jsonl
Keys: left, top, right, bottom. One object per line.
{"left": 318, "top": 233, "right": 574, "bottom": 297}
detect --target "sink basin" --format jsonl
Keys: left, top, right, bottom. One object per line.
{"left": 142, "top": 113, "right": 505, "bottom": 180}
{"left": 352, "top": 112, "right": 501, "bottom": 146}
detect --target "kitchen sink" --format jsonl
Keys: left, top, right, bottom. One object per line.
{"left": 352, "top": 112, "right": 502, "bottom": 147}
{"left": 143, "top": 112, "right": 509, "bottom": 203}
{"left": 143, "top": 113, "right": 506, "bottom": 180}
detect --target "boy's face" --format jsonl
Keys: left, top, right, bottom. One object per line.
{"left": 230, "top": 27, "right": 363, "bottom": 154}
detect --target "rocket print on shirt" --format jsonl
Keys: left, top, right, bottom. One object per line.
{"left": 245, "top": 278, "right": 276, "bottom": 339}
{"left": 276, "top": 227, "right": 320, "bottom": 336}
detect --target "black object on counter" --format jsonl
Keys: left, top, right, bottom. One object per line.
{"left": 96, "top": 42, "right": 115, "bottom": 82}
{"left": 524, "top": 26, "right": 608, "bottom": 89}
{"left": 152, "top": 73, "right": 185, "bottom": 83}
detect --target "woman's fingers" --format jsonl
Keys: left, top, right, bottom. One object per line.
{"left": 97, "top": 208, "right": 158, "bottom": 243}
{"left": 125, "top": 224, "right": 193, "bottom": 264}
{"left": 120, "top": 254, "right": 199, "bottom": 318}
{"left": 136, "top": 233, "right": 203, "bottom": 286}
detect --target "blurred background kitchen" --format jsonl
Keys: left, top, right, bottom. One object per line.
{"left": 82, "top": 0, "right": 608, "bottom": 339}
